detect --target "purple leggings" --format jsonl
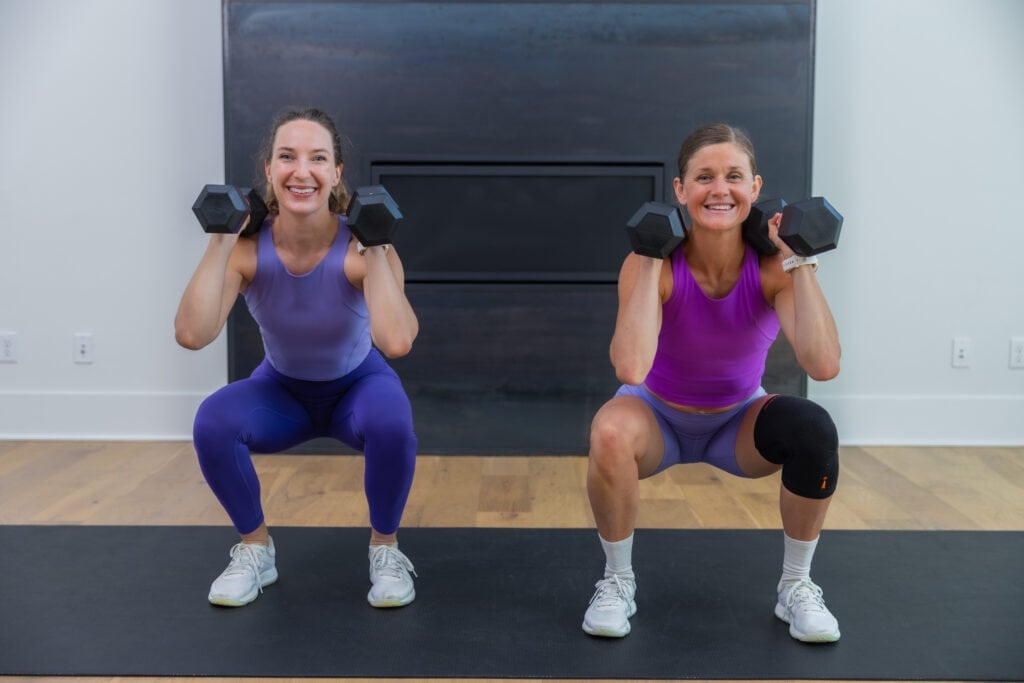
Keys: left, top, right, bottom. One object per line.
{"left": 193, "top": 349, "right": 416, "bottom": 535}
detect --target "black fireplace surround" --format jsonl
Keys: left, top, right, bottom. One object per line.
{"left": 222, "top": 0, "right": 816, "bottom": 453}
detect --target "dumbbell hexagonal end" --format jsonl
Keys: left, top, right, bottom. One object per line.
{"left": 780, "top": 197, "right": 843, "bottom": 256}
{"left": 625, "top": 201, "right": 687, "bottom": 259}
{"left": 348, "top": 185, "right": 403, "bottom": 246}
{"left": 192, "top": 184, "right": 248, "bottom": 234}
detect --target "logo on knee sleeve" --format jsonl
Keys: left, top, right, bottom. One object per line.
{"left": 820, "top": 476, "right": 828, "bottom": 491}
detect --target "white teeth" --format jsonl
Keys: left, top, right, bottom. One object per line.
{"left": 707, "top": 204, "right": 733, "bottom": 210}
{"left": 290, "top": 188, "right": 315, "bottom": 195}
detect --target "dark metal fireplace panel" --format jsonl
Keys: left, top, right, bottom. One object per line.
{"left": 371, "top": 163, "right": 663, "bottom": 282}
{"left": 223, "top": 0, "right": 816, "bottom": 454}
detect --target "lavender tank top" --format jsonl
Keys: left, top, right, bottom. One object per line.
{"left": 242, "top": 216, "right": 371, "bottom": 381}
{"left": 644, "top": 245, "right": 780, "bottom": 408}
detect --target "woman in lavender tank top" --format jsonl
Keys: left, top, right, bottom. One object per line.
{"left": 582, "top": 124, "right": 844, "bottom": 644}
{"left": 175, "top": 108, "right": 420, "bottom": 609}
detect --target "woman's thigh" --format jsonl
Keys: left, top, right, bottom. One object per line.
{"left": 194, "top": 374, "right": 315, "bottom": 454}
{"left": 327, "top": 368, "right": 414, "bottom": 449}
{"left": 592, "top": 387, "right": 669, "bottom": 479}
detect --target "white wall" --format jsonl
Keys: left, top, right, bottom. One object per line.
{"left": 0, "top": 0, "right": 226, "bottom": 438}
{"left": 809, "top": 0, "right": 1024, "bottom": 444}
{"left": 0, "top": 0, "right": 1021, "bottom": 445}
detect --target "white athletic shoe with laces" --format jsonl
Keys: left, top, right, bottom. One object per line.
{"left": 208, "top": 537, "right": 278, "bottom": 607}
{"left": 775, "top": 578, "right": 841, "bottom": 642}
{"left": 367, "top": 544, "right": 417, "bottom": 608}
{"left": 582, "top": 574, "right": 637, "bottom": 637}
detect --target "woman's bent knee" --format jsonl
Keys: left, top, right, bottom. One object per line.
{"left": 753, "top": 396, "right": 839, "bottom": 498}
{"left": 589, "top": 398, "right": 658, "bottom": 472}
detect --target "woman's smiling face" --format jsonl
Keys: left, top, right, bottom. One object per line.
{"left": 265, "top": 119, "right": 342, "bottom": 217}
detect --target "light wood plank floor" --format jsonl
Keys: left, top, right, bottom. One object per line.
{"left": 1, "top": 440, "right": 1022, "bottom": 683}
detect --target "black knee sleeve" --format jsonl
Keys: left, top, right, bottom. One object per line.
{"left": 753, "top": 395, "right": 839, "bottom": 499}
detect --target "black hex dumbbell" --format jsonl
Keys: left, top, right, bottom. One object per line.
{"left": 742, "top": 197, "right": 788, "bottom": 255}
{"left": 192, "top": 185, "right": 268, "bottom": 236}
{"left": 742, "top": 196, "right": 843, "bottom": 256}
{"left": 624, "top": 201, "right": 690, "bottom": 259}
{"left": 347, "top": 185, "right": 403, "bottom": 248}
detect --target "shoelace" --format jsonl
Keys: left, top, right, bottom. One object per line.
{"left": 370, "top": 545, "right": 418, "bottom": 580}
{"left": 589, "top": 575, "right": 635, "bottom": 609}
{"left": 784, "top": 579, "right": 828, "bottom": 614}
{"left": 223, "top": 543, "right": 267, "bottom": 594}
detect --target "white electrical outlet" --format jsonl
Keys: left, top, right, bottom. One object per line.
{"left": 951, "top": 336, "right": 971, "bottom": 368}
{"left": 73, "top": 333, "right": 94, "bottom": 364}
{"left": 1011, "top": 337, "right": 1024, "bottom": 369}
{"left": 0, "top": 332, "right": 15, "bottom": 363}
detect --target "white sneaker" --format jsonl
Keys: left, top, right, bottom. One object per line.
{"left": 208, "top": 537, "right": 278, "bottom": 607}
{"left": 367, "top": 544, "right": 417, "bottom": 608}
{"left": 775, "top": 578, "right": 841, "bottom": 642}
{"left": 582, "top": 574, "right": 637, "bottom": 637}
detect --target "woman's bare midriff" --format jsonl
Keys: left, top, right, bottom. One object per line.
{"left": 645, "top": 384, "right": 742, "bottom": 414}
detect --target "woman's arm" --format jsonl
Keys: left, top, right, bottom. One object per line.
{"left": 609, "top": 253, "right": 669, "bottom": 385}
{"left": 766, "top": 215, "right": 841, "bottom": 381}
{"left": 174, "top": 234, "right": 248, "bottom": 350}
{"left": 358, "top": 244, "right": 419, "bottom": 358}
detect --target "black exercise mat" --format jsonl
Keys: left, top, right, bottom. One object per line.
{"left": 1, "top": 526, "right": 1021, "bottom": 680}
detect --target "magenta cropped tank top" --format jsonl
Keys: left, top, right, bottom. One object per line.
{"left": 644, "top": 245, "right": 780, "bottom": 408}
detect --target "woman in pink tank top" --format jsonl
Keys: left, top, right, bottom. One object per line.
{"left": 581, "top": 124, "right": 844, "bottom": 644}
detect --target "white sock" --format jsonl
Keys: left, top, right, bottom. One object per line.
{"left": 600, "top": 532, "right": 635, "bottom": 578}
{"left": 779, "top": 533, "right": 818, "bottom": 591}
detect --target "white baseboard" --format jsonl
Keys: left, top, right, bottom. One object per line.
{"left": 810, "top": 394, "right": 1024, "bottom": 446}
{"left": 0, "top": 390, "right": 208, "bottom": 440}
